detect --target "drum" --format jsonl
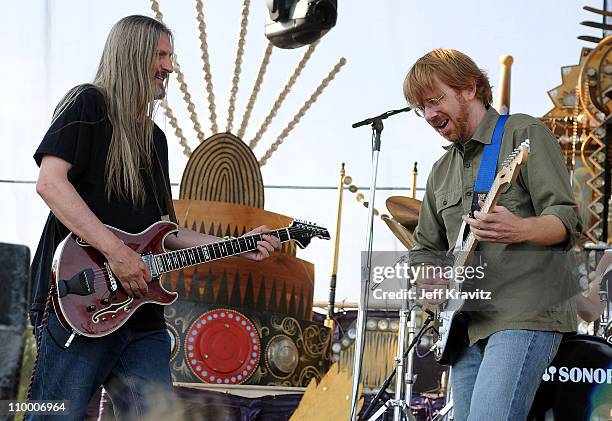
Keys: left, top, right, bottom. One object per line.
{"left": 528, "top": 334, "right": 612, "bottom": 421}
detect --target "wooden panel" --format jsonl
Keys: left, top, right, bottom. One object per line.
{"left": 165, "top": 254, "right": 314, "bottom": 320}
{"left": 171, "top": 199, "right": 315, "bottom": 317}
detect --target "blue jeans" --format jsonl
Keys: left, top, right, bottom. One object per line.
{"left": 27, "top": 312, "right": 174, "bottom": 421}
{"left": 451, "top": 329, "right": 563, "bottom": 421}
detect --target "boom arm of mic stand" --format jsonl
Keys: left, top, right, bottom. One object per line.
{"left": 352, "top": 106, "right": 412, "bottom": 128}
{"left": 360, "top": 309, "right": 436, "bottom": 420}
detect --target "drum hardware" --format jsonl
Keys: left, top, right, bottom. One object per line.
{"left": 431, "top": 396, "right": 453, "bottom": 421}
{"left": 432, "top": 368, "right": 453, "bottom": 421}
{"left": 361, "top": 307, "right": 437, "bottom": 421}
{"left": 599, "top": 249, "right": 611, "bottom": 339}
{"left": 583, "top": 243, "right": 612, "bottom": 340}
{"left": 439, "top": 371, "right": 447, "bottom": 396}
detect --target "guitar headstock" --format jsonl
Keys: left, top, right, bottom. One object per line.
{"left": 496, "top": 139, "right": 530, "bottom": 188}
{"left": 288, "top": 220, "right": 331, "bottom": 249}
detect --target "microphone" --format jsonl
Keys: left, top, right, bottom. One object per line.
{"left": 352, "top": 106, "right": 412, "bottom": 128}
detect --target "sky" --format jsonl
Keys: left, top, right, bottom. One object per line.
{"left": 0, "top": 0, "right": 597, "bottom": 305}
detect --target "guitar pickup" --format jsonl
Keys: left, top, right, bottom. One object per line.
{"left": 57, "top": 269, "right": 95, "bottom": 297}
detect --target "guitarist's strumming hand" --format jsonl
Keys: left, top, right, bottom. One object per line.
{"left": 105, "top": 243, "right": 151, "bottom": 299}
{"left": 240, "top": 225, "right": 282, "bottom": 261}
{"left": 415, "top": 265, "right": 449, "bottom": 308}
{"left": 462, "top": 200, "right": 525, "bottom": 244}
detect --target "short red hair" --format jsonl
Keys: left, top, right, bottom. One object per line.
{"left": 403, "top": 49, "right": 493, "bottom": 108}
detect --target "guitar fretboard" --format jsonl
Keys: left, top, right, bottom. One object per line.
{"left": 450, "top": 176, "right": 503, "bottom": 291}
{"left": 153, "top": 228, "right": 291, "bottom": 274}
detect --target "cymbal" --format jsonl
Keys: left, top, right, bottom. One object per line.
{"left": 382, "top": 216, "right": 416, "bottom": 249}
{"left": 386, "top": 196, "right": 421, "bottom": 230}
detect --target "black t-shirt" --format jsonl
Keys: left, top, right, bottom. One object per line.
{"left": 30, "top": 86, "right": 171, "bottom": 330}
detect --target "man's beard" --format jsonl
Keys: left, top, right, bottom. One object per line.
{"left": 442, "top": 98, "right": 470, "bottom": 144}
{"left": 154, "top": 83, "right": 166, "bottom": 100}
{"left": 153, "top": 74, "right": 168, "bottom": 100}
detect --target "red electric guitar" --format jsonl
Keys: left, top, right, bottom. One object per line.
{"left": 51, "top": 219, "right": 330, "bottom": 342}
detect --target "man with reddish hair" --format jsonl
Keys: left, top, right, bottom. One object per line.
{"left": 404, "top": 49, "right": 581, "bottom": 420}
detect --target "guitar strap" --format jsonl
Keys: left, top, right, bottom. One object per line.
{"left": 472, "top": 114, "right": 510, "bottom": 213}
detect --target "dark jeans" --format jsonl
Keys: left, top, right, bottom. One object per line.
{"left": 27, "top": 312, "right": 174, "bottom": 420}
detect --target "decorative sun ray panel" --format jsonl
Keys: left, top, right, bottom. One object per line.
{"left": 149, "top": 0, "right": 346, "bottom": 207}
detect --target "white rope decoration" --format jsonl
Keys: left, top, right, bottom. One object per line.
{"left": 259, "top": 57, "right": 347, "bottom": 167}
{"left": 238, "top": 42, "right": 274, "bottom": 139}
{"left": 194, "top": 0, "right": 219, "bottom": 135}
{"left": 161, "top": 99, "right": 192, "bottom": 157}
{"left": 150, "top": 0, "right": 206, "bottom": 143}
{"left": 249, "top": 41, "right": 320, "bottom": 149}
{"left": 226, "top": 0, "right": 250, "bottom": 133}
{"left": 174, "top": 61, "right": 207, "bottom": 143}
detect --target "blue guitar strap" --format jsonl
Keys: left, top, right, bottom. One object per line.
{"left": 471, "top": 114, "right": 510, "bottom": 212}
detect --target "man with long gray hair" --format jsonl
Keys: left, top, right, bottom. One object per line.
{"left": 28, "top": 15, "right": 280, "bottom": 420}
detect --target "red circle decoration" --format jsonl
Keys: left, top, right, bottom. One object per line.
{"left": 185, "top": 309, "right": 260, "bottom": 384}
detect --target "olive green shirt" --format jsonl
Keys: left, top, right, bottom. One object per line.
{"left": 410, "top": 107, "right": 582, "bottom": 345}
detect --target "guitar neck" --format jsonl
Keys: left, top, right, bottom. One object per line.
{"left": 454, "top": 177, "right": 504, "bottom": 269}
{"left": 154, "top": 228, "right": 290, "bottom": 275}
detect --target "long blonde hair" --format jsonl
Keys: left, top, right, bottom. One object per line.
{"left": 53, "top": 15, "right": 172, "bottom": 206}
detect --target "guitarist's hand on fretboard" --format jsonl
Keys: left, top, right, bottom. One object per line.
{"left": 240, "top": 225, "right": 282, "bottom": 261}
{"left": 462, "top": 200, "right": 525, "bottom": 244}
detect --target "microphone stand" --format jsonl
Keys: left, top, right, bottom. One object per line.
{"left": 348, "top": 106, "right": 411, "bottom": 421}
{"left": 362, "top": 309, "right": 436, "bottom": 421}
